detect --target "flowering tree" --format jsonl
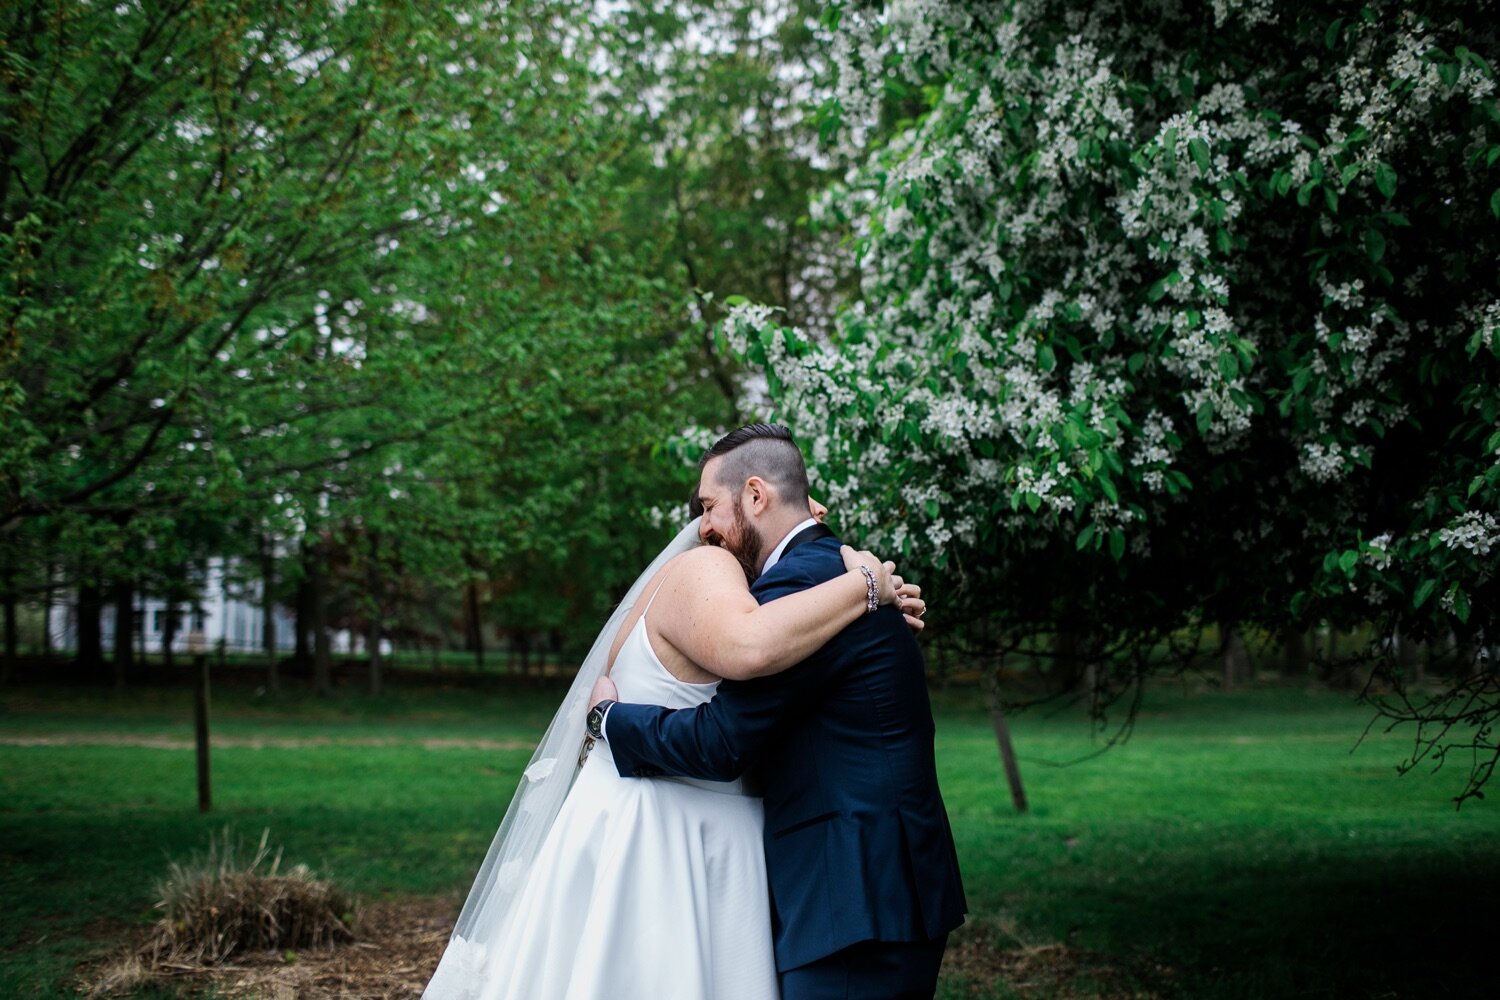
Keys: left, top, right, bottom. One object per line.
{"left": 725, "top": 1, "right": 1500, "bottom": 796}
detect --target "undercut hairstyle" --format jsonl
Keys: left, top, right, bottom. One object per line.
{"left": 689, "top": 423, "right": 810, "bottom": 517}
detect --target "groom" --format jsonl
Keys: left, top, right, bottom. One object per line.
{"left": 588, "top": 424, "right": 966, "bottom": 1000}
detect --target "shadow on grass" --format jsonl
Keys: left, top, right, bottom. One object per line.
{"left": 952, "top": 854, "right": 1498, "bottom": 999}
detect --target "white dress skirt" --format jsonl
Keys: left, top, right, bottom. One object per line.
{"left": 427, "top": 609, "right": 779, "bottom": 1000}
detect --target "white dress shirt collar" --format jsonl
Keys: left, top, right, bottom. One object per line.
{"left": 760, "top": 517, "right": 819, "bottom": 578}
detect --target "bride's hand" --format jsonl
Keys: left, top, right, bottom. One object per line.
{"left": 839, "top": 545, "right": 898, "bottom": 606}
{"left": 895, "top": 581, "right": 927, "bottom": 632}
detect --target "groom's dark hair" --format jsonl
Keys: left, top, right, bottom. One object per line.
{"left": 689, "top": 423, "right": 810, "bottom": 517}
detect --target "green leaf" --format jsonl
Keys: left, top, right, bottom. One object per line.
{"left": 1024, "top": 492, "right": 1042, "bottom": 513}
{"left": 1364, "top": 227, "right": 1386, "bottom": 262}
{"left": 1340, "top": 163, "right": 1360, "bottom": 187}
{"left": 1452, "top": 586, "right": 1471, "bottom": 623}
{"left": 1413, "top": 578, "right": 1438, "bottom": 609}
{"left": 1098, "top": 474, "right": 1119, "bottom": 503}
{"left": 1108, "top": 528, "right": 1126, "bottom": 561}
{"left": 1196, "top": 400, "right": 1215, "bottom": 435}
{"left": 723, "top": 294, "right": 749, "bottom": 307}
{"left": 1374, "top": 162, "right": 1397, "bottom": 199}
{"left": 1491, "top": 189, "right": 1500, "bottom": 219}
{"left": 1076, "top": 524, "right": 1097, "bottom": 550}
{"left": 1338, "top": 550, "right": 1358, "bottom": 576}
{"left": 1037, "top": 343, "right": 1056, "bottom": 372}
{"left": 1189, "top": 137, "right": 1211, "bottom": 174}
{"left": 1296, "top": 180, "right": 1317, "bottom": 207}
{"left": 1218, "top": 353, "right": 1238, "bottom": 380}
{"left": 1325, "top": 17, "right": 1344, "bottom": 49}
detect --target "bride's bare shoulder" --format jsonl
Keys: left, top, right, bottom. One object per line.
{"left": 669, "top": 544, "right": 742, "bottom": 575}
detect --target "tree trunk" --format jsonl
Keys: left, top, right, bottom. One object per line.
{"left": 466, "top": 581, "right": 485, "bottom": 671}
{"left": 41, "top": 562, "right": 54, "bottom": 658}
{"left": 77, "top": 582, "right": 104, "bottom": 675}
{"left": 161, "top": 600, "right": 177, "bottom": 673}
{"left": 1220, "top": 622, "right": 1250, "bottom": 690}
{"left": 1050, "top": 630, "right": 1087, "bottom": 695}
{"left": 516, "top": 631, "right": 531, "bottom": 676}
{"left": 367, "top": 618, "right": 383, "bottom": 694}
{"left": 136, "top": 587, "right": 149, "bottom": 682}
{"left": 1395, "top": 629, "right": 1424, "bottom": 685}
{"left": 1, "top": 587, "right": 15, "bottom": 685}
{"left": 366, "top": 532, "right": 383, "bottom": 696}
{"left": 193, "top": 654, "right": 212, "bottom": 813}
{"left": 261, "top": 536, "right": 279, "bottom": 694}
{"left": 1281, "top": 626, "right": 1308, "bottom": 679}
{"left": 1321, "top": 626, "right": 1354, "bottom": 688}
{"left": 983, "top": 669, "right": 1028, "bottom": 814}
{"left": 310, "top": 542, "right": 331, "bottom": 696}
{"left": 294, "top": 573, "right": 312, "bottom": 668}
{"left": 1457, "top": 634, "right": 1481, "bottom": 678}
{"left": 112, "top": 577, "right": 134, "bottom": 692}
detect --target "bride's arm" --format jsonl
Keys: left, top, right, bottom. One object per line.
{"left": 652, "top": 545, "right": 896, "bottom": 681}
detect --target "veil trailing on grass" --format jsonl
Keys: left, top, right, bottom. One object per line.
{"left": 421, "top": 517, "right": 703, "bottom": 1000}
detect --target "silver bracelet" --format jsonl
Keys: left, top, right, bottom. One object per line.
{"left": 857, "top": 565, "right": 879, "bottom": 614}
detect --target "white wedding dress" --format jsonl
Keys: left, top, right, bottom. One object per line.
{"left": 425, "top": 591, "right": 779, "bottom": 1000}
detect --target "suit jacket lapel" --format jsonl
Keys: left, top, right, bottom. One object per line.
{"left": 779, "top": 522, "right": 835, "bottom": 559}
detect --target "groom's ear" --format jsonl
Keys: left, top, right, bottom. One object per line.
{"left": 744, "top": 475, "right": 770, "bottom": 512}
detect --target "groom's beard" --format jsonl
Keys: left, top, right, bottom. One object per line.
{"left": 724, "top": 505, "right": 764, "bottom": 585}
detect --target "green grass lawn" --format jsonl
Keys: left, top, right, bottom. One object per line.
{"left": 2, "top": 678, "right": 1497, "bottom": 999}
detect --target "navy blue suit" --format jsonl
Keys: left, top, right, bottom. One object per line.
{"left": 605, "top": 525, "right": 967, "bottom": 990}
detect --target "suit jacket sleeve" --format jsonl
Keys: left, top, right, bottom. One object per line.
{"left": 604, "top": 563, "right": 840, "bottom": 781}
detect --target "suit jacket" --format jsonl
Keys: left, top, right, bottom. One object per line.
{"left": 605, "top": 525, "right": 967, "bottom": 971}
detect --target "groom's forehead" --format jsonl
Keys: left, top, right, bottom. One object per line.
{"left": 697, "top": 457, "right": 725, "bottom": 498}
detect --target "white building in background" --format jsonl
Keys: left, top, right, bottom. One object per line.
{"left": 48, "top": 556, "right": 358, "bottom": 656}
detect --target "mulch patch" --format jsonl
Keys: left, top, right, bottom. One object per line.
{"left": 82, "top": 898, "right": 1170, "bottom": 999}
{"left": 941, "top": 921, "right": 1171, "bottom": 999}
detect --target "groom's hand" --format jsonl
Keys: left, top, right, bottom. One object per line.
{"left": 589, "top": 675, "right": 619, "bottom": 712}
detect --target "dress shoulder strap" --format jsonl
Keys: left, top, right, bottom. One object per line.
{"left": 639, "top": 573, "right": 669, "bottom": 621}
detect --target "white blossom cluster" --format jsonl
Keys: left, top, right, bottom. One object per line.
{"left": 724, "top": 0, "right": 1499, "bottom": 586}
{"left": 1437, "top": 512, "right": 1500, "bottom": 558}
{"left": 1472, "top": 301, "right": 1500, "bottom": 356}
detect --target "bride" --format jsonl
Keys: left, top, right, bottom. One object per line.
{"left": 421, "top": 500, "right": 922, "bottom": 1000}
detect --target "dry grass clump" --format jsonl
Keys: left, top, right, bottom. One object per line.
{"left": 147, "top": 827, "right": 356, "bottom": 963}
{"left": 86, "top": 895, "right": 453, "bottom": 1000}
